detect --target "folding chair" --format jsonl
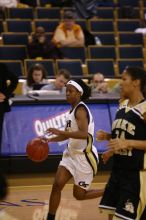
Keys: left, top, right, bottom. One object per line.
{"left": 60, "top": 47, "right": 86, "bottom": 62}
{"left": 6, "top": 19, "right": 32, "bottom": 33}
{"left": 88, "top": 46, "right": 116, "bottom": 59}
{"left": 2, "top": 33, "right": 29, "bottom": 45}
{"left": 0, "top": 46, "right": 27, "bottom": 60}
{"left": 117, "top": 19, "right": 140, "bottom": 32}
{"left": 34, "top": 19, "right": 59, "bottom": 33}
{"left": 118, "top": 0, "right": 139, "bottom": 7}
{"left": 76, "top": 19, "right": 87, "bottom": 30}
{"left": 7, "top": 8, "right": 34, "bottom": 19}
{"left": 0, "top": 19, "right": 4, "bottom": 32}
{"left": 118, "top": 46, "right": 144, "bottom": 59}
{"left": 92, "top": 33, "right": 115, "bottom": 45}
{"left": 36, "top": 7, "right": 61, "bottom": 19}
{"left": 24, "top": 59, "right": 56, "bottom": 77}
{"left": 89, "top": 20, "right": 114, "bottom": 32}
{"left": 117, "top": 7, "right": 140, "bottom": 19}
{"left": 0, "top": 60, "right": 24, "bottom": 77}
{"left": 86, "top": 59, "right": 115, "bottom": 77}
{"left": 56, "top": 59, "right": 83, "bottom": 76}
{"left": 118, "top": 33, "right": 144, "bottom": 45}
{"left": 97, "top": 8, "right": 114, "bottom": 19}
{"left": 117, "top": 59, "right": 144, "bottom": 74}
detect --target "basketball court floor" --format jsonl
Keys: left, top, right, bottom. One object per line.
{"left": 0, "top": 172, "right": 109, "bottom": 220}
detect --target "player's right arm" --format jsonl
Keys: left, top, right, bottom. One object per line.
{"left": 46, "top": 135, "right": 68, "bottom": 143}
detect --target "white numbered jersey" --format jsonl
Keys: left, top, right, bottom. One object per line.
{"left": 66, "top": 101, "right": 94, "bottom": 153}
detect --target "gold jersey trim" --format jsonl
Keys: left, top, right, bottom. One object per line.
{"left": 84, "top": 133, "right": 98, "bottom": 176}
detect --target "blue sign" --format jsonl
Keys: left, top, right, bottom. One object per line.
{"left": 1, "top": 103, "right": 118, "bottom": 155}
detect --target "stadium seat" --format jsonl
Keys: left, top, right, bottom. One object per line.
{"left": 117, "top": 19, "right": 140, "bottom": 32}
{"left": 89, "top": 20, "right": 114, "bottom": 32}
{"left": 76, "top": 19, "right": 87, "bottom": 30}
{"left": 0, "top": 46, "right": 27, "bottom": 60}
{"left": 0, "top": 20, "right": 4, "bottom": 33}
{"left": 0, "top": 60, "right": 24, "bottom": 77}
{"left": 56, "top": 59, "right": 83, "bottom": 77}
{"left": 24, "top": 59, "right": 56, "bottom": 77}
{"left": 118, "top": 0, "right": 139, "bottom": 7}
{"left": 34, "top": 19, "right": 59, "bottom": 33}
{"left": 36, "top": 7, "right": 61, "bottom": 19}
{"left": 117, "top": 59, "right": 144, "bottom": 74}
{"left": 118, "top": 46, "right": 144, "bottom": 59}
{"left": 60, "top": 47, "right": 86, "bottom": 62}
{"left": 2, "top": 33, "right": 29, "bottom": 45}
{"left": 97, "top": 8, "right": 114, "bottom": 19}
{"left": 7, "top": 8, "right": 34, "bottom": 19}
{"left": 117, "top": 7, "right": 140, "bottom": 19}
{"left": 92, "top": 33, "right": 115, "bottom": 45}
{"left": 118, "top": 33, "right": 144, "bottom": 45}
{"left": 6, "top": 19, "right": 32, "bottom": 33}
{"left": 88, "top": 46, "right": 116, "bottom": 59}
{"left": 86, "top": 59, "right": 115, "bottom": 77}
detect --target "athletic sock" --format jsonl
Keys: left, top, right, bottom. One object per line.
{"left": 46, "top": 213, "right": 55, "bottom": 220}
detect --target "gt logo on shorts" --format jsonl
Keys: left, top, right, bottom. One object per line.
{"left": 78, "top": 181, "right": 89, "bottom": 188}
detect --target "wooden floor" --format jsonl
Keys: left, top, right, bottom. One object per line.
{"left": 0, "top": 172, "right": 110, "bottom": 220}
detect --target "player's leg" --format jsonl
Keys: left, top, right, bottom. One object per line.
{"left": 73, "top": 184, "right": 104, "bottom": 200}
{"left": 47, "top": 165, "right": 72, "bottom": 220}
{"left": 109, "top": 214, "right": 113, "bottom": 220}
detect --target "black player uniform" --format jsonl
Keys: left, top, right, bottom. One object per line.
{"left": 99, "top": 99, "right": 146, "bottom": 220}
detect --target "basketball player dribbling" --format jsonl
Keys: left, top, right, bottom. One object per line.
{"left": 44, "top": 79, "right": 104, "bottom": 220}
{"left": 96, "top": 66, "right": 146, "bottom": 220}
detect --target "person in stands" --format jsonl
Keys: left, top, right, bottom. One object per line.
{"left": 52, "top": 10, "right": 84, "bottom": 47}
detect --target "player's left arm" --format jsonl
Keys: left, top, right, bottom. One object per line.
{"left": 47, "top": 106, "right": 88, "bottom": 139}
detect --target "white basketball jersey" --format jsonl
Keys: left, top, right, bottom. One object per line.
{"left": 66, "top": 101, "right": 94, "bottom": 153}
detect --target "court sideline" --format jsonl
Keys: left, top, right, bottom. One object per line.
{"left": 0, "top": 171, "right": 110, "bottom": 220}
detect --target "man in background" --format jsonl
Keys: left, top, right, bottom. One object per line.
{"left": 90, "top": 73, "right": 108, "bottom": 94}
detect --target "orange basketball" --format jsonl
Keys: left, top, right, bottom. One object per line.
{"left": 26, "top": 138, "right": 49, "bottom": 162}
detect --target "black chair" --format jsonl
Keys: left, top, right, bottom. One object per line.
{"left": 7, "top": 8, "right": 34, "bottom": 19}
{"left": 92, "top": 33, "right": 115, "bottom": 45}
{"left": 56, "top": 59, "right": 83, "bottom": 76}
{"left": 2, "top": 33, "right": 29, "bottom": 45}
{"left": 34, "top": 19, "right": 59, "bottom": 33}
{"left": 6, "top": 19, "right": 32, "bottom": 33}
{"left": 0, "top": 60, "right": 24, "bottom": 77}
{"left": 117, "top": 20, "right": 140, "bottom": 32}
{"left": 117, "top": 7, "right": 140, "bottom": 19}
{"left": 118, "top": 33, "right": 144, "bottom": 45}
{"left": 88, "top": 46, "right": 116, "bottom": 59}
{"left": 76, "top": 19, "right": 87, "bottom": 30}
{"left": 60, "top": 47, "right": 86, "bottom": 62}
{"left": 0, "top": 19, "right": 4, "bottom": 32}
{"left": 0, "top": 46, "right": 27, "bottom": 60}
{"left": 118, "top": 0, "right": 139, "bottom": 7}
{"left": 97, "top": 8, "right": 114, "bottom": 19}
{"left": 117, "top": 59, "right": 144, "bottom": 74}
{"left": 118, "top": 46, "right": 144, "bottom": 59}
{"left": 36, "top": 7, "right": 61, "bottom": 19}
{"left": 86, "top": 59, "right": 115, "bottom": 77}
{"left": 24, "top": 59, "right": 56, "bottom": 77}
{"left": 89, "top": 20, "right": 114, "bottom": 32}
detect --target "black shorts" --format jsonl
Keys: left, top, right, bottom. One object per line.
{"left": 99, "top": 169, "right": 145, "bottom": 220}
